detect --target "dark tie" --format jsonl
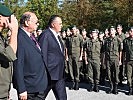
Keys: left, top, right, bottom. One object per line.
{"left": 30, "top": 34, "right": 41, "bottom": 50}
{"left": 57, "top": 35, "right": 64, "bottom": 52}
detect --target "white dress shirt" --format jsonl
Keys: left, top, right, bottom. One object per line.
{"left": 49, "top": 28, "right": 62, "bottom": 52}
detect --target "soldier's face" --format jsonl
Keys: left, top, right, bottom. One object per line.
{"left": 99, "top": 34, "right": 104, "bottom": 40}
{"left": 82, "top": 31, "right": 87, "bottom": 36}
{"left": 110, "top": 28, "right": 116, "bottom": 37}
{"left": 117, "top": 26, "right": 122, "bottom": 33}
{"left": 129, "top": 29, "right": 133, "bottom": 37}
{"left": 0, "top": 15, "right": 10, "bottom": 30}
{"left": 91, "top": 32, "right": 97, "bottom": 39}
{"left": 72, "top": 27, "right": 77, "bottom": 35}
{"left": 105, "top": 29, "right": 109, "bottom": 36}
{"left": 66, "top": 29, "right": 71, "bottom": 36}
{"left": 62, "top": 31, "right": 66, "bottom": 38}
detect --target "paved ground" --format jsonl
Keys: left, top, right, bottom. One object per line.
{"left": 10, "top": 81, "right": 133, "bottom": 100}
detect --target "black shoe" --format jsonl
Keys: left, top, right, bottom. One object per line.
{"left": 128, "top": 87, "right": 132, "bottom": 95}
{"left": 112, "top": 84, "right": 118, "bottom": 95}
{"left": 118, "top": 82, "right": 124, "bottom": 87}
{"left": 87, "top": 84, "right": 94, "bottom": 92}
{"left": 94, "top": 85, "right": 99, "bottom": 92}
{"left": 106, "top": 83, "right": 113, "bottom": 94}
{"left": 69, "top": 82, "right": 75, "bottom": 90}
{"left": 112, "top": 89, "right": 118, "bottom": 94}
{"left": 107, "top": 90, "right": 112, "bottom": 94}
{"left": 74, "top": 82, "right": 79, "bottom": 90}
{"left": 99, "top": 81, "right": 105, "bottom": 85}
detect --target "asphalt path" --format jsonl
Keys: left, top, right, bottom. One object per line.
{"left": 10, "top": 81, "right": 133, "bottom": 100}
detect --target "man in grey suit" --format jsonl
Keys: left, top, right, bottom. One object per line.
{"left": 39, "top": 15, "right": 67, "bottom": 100}
{"left": 0, "top": 4, "right": 18, "bottom": 99}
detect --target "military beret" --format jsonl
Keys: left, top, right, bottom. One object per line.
{"left": 98, "top": 31, "right": 104, "bottom": 35}
{"left": 117, "top": 24, "right": 122, "bottom": 28}
{"left": 128, "top": 27, "right": 133, "bottom": 31}
{"left": 0, "top": 4, "right": 12, "bottom": 17}
{"left": 61, "top": 28, "right": 66, "bottom": 32}
{"left": 91, "top": 29, "right": 99, "bottom": 34}
{"left": 109, "top": 26, "right": 115, "bottom": 30}
{"left": 70, "top": 25, "right": 76, "bottom": 30}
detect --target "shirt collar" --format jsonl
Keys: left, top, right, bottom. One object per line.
{"left": 20, "top": 27, "right": 31, "bottom": 37}
{"left": 49, "top": 27, "right": 59, "bottom": 37}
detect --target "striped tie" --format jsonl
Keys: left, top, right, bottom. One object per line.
{"left": 30, "top": 34, "right": 41, "bottom": 50}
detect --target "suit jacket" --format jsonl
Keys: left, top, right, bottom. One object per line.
{"left": 13, "top": 28, "right": 48, "bottom": 94}
{"left": 39, "top": 28, "right": 65, "bottom": 80}
{"left": 0, "top": 33, "right": 16, "bottom": 98}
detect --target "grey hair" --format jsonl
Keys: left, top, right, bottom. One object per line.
{"left": 20, "top": 14, "right": 31, "bottom": 26}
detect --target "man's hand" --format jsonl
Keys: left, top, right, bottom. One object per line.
{"left": 66, "top": 56, "right": 69, "bottom": 61}
{"left": 85, "top": 60, "right": 88, "bottom": 65}
{"left": 7, "top": 15, "right": 18, "bottom": 33}
{"left": 79, "top": 56, "right": 82, "bottom": 61}
{"left": 19, "top": 91, "right": 27, "bottom": 100}
{"left": 119, "top": 61, "right": 122, "bottom": 66}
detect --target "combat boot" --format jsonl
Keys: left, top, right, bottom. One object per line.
{"left": 128, "top": 87, "right": 132, "bottom": 95}
{"left": 74, "top": 82, "right": 79, "bottom": 90}
{"left": 113, "top": 84, "right": 118, "bottom": 94}
{"left": 69, "top": 81, "right": 75, "bottom": 90}
{"left": 87, "top": 83, "right": 94, "bottom": 92}
{"left": 107, "top": 83, "right": 113, "bottom": 94}
{"left": 94, "top": 84, "right": 99, "bottom": 92}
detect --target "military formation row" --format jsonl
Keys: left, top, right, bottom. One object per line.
{"left": 60, "top": 24, "right": 133, "bottom": 96}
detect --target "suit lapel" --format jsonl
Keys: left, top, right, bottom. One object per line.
{"left": 19, "top": 28, "right": 41, "bottom": 53}
{"left": 49, "top": 29, "right": 64, "bottom": 55}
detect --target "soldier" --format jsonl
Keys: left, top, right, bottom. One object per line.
{"left": 66, "top": 25, "right": 83, "bottom": 90}
{"left": 80, "top": 28, "right": 89, "bottom": 81}
{"left": 60, "top": 29, "right": 69, "bottom": 78}
{"left": 84, "top": 29, "right": 101, "bottom": 92}
{"left": 104, "top": 28, "right": 109, "bottom": 39}
{"left": 66, "top": 27, "right": 72, "bottom": 37}
{"left": 123, "top": 27, "right": 133, "bottom": 95}
{"left": 98, "top": 31, "right": 106, "bottom": 85}
{"left": 116, "top": 24, "right": 126, "bottom": 86}
{"left": 0, "top": 4, "right": 18, "bottom": 99}
{"left": 104, "top": 26, "right": 123, "bottom": 94}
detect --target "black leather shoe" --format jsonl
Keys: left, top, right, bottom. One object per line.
{"left": 112, "top": 84, "right": 118, "bottom": 95}
{"left": 118, "top": 82, "right": 124, "bottom": 87}
{"left": 87, "top": 84, "right": 94, "bottom": 92}
{"left": 128, "top": 87, "right": 132, "bottom": 95}
{"left": 74, "top": 82, "right": 79, "bottom": 90}
{"left": 106, "top": 83, "right": 113, "bottom": 94}
{"left": 94, "top": 85, "right": 99, "bottom": 92}
{"left": 69, "top": 82, "right": 75, "bottom": 90}
{"left": 113, "top": 89, "right": 118, "bottom": 94}
{"left": 99, "top": 81, "right": 105, "bottom": 85}
{"left": 107, "top": 89, "right": 113, "bottom": 94}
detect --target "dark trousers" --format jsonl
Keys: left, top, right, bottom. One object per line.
{"left": 119, "top": 64, "right": 126, "bottom": 82}
{"left": 44, "top": 79, "right": 67, "bottom": 100}
{"left": 87, "top": 60, "right": 100, "bottom": 84}
{"left": 107, "top": 59, "right": 119, "bottom": 84}
{"left": 127, "top": 61, "right": 133, "bottom": 87}
{"left": 68, "top": 55, "right": 81, "bottom": 82}
{"left": 18, "top": 92, "right": 45, "bottom": 100}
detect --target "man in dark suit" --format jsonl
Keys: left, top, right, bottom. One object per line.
{"left": 13, "top": 12, "right": 48, "bottom": 100}
{"left": 39, "top": 15, "right": 67, "bottom": 100}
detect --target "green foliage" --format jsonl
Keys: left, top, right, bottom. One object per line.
{"left": 2, "top": 0, "right": 133, "bottom": 31}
